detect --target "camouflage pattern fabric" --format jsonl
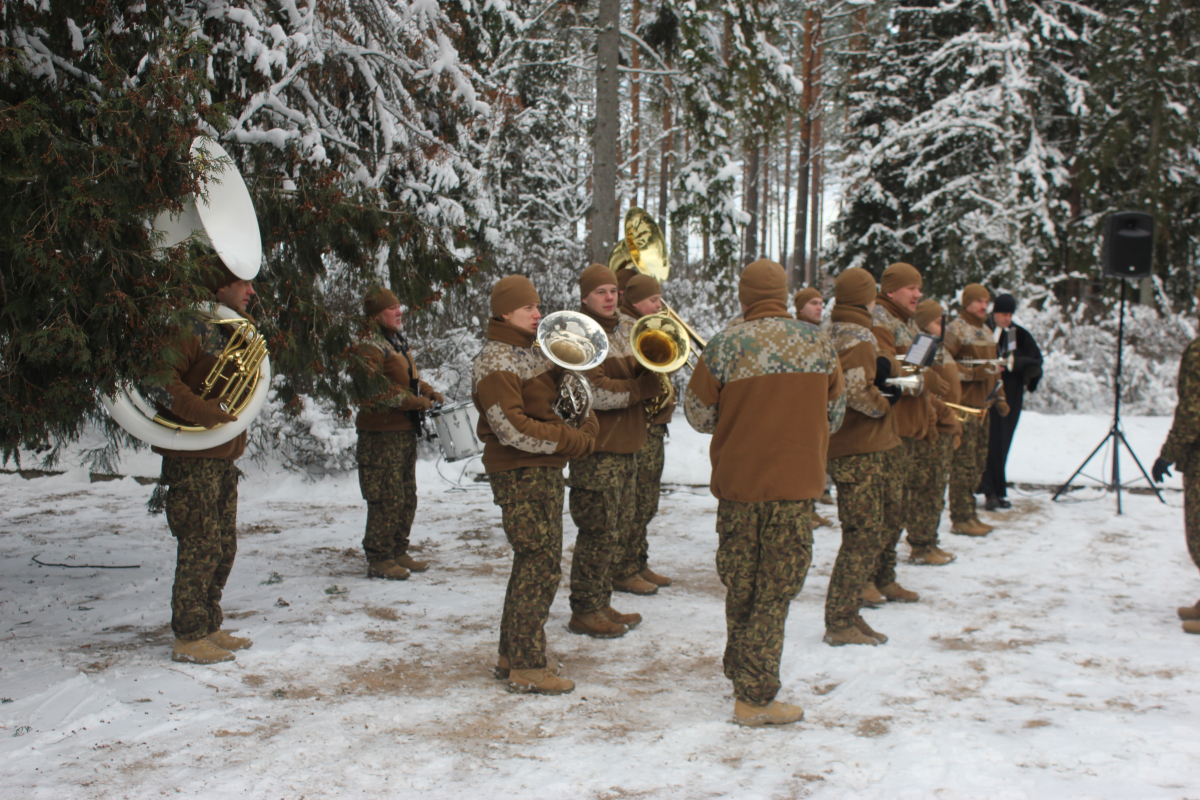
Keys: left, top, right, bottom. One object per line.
{"left": 826, "top": 452, "right": 884, "bottom": 629}
{"left": 357, "top": 430, "right": 419, "bottom": 562}
{"left": 907, "top": 434, "right": 954, "bottom": 547}
{"left": 1160, "top": 337, "right": 1200, "bottom": 474}
{"left": 1185, "top": 468, "right": 1200, "bottom": 573}
{"left": 869, "top": 438, "right": 914, "bottom": 589}
{"left": 140, "top": 311, "right": 235, "bottom": 411}
{"left": 162, "top": 456, "right": 239, "bottom": 641}
{"left": 716, "top": 498, "right": 814, "bottom": 705}
{"left": 490, "top": 467, "right": 565, "bottom": 670}
{"left": 618, "top": 423, "right": 667, "bottom": 577}
{"left": 568, "top": 451, "right": 637, "bottom": 613}
{"left": 950, "top": 417, "right": 989, "bottom": 523}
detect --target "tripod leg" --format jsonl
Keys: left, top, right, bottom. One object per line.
{"left": 1053, "top": 431, "right": 1117, "bottom": 501}
{"left": 1115, "top": 429, "right": 1168, "bottom": 504}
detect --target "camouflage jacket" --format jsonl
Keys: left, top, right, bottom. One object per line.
{"left": 827, "top": 304, "right": 899, "bottom": 459}
{"left": 1161, "top": 337, "right": 1200, "bottom": 473}
{"left": 685, "top": 301, "right": 845, "bottom": 502}
{"left": 873, "top": 297, "right": 930, "bottom": 439}
{"left": 354, "top": 321, "right": 436, "bottom": 432}
{"left": 945, "top": 311, "right": 1005, "bottom": 410}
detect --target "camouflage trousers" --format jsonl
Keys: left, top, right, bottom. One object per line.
{"left": 950, "top": 417, "right": 989, "bottom": 523}
{"left": 618, "top": 424, "right": 667, "bottom": 577}
{"left": 906, "top": 434, "right": 954, "bottom": 548}
{"left": 568, "top": 451, "right": 637, "bottom": 615}
{"left": 826, "top": 452, "right": 884, "bottom": 629}
{"left": 357, "top": 430, "right": 418, "bottom": 563}
{"left": 162, "top": 456, "right": 239, "bottom": 641}
{"left": 490, "top": 467, "right": 564, "bottom": 671}
{"left": 869, "top": 440, "right": 913, "bottom": 589}
{"left": 716, "top": 498, "right": 814, "bottom": 705}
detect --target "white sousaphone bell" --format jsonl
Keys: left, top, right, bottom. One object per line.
{"left": 100, "top": 137, "right": 272, "bottom": 451}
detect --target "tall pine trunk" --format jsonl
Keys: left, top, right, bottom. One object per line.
{"left": 590, "top": 0, "right": 621, "bottom": 262}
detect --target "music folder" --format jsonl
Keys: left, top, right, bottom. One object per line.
{"left": 903, "top": 333, "right": 940, "bottom": 368}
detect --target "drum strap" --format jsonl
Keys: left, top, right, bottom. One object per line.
{"left": 383, "top": 328, "right": 426, "bottom": 436}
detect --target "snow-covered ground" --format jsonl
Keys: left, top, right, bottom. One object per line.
{"left": 3, "top": 411, "right": 1199, "bottom": 799}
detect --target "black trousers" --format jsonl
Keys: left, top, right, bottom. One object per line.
{"left": 978, "top": 378, "right": 1023, "bottom": 498}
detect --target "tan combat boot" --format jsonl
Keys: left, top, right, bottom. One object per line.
{"left": 367, "top": 560, "right": 410, "bottom": 580}
{"left": 733, "top": 698, "right": 804, "bottom": 727}
{"left": 910, "top": 545, "right": 956, "bottom": 566}
{"left": 861, "top": 582, "right": 887, "bottom": 608}
{"left": 854, "top": 616, "right": 888, "bottom": 644}
{"left": 602, "top": 606, "right": 642, "bottom": 629}
{"left": 568, "top": 610, "right": 628, "bottom": 639}
{"left": 823, "top": 624, "right": 879, "bottom": 646}
{"left": 951, "top": 519, "right": 989, "bottom": 537}
{"left": 972, "top": 516, "right": 995, "bottom": 533}
{"left": 208, "top": 630, "right": 252, "bottom": 651}
{"left": 639, "top": 566, "right": 673, "bottom": 587}
{"left": 879, "top": 582, "right": 919, "bottom": 603}
{"left": 507, "top": 668, "right": 575, "bottom": 695}
{"left": 1184, "top": 620, "right": 1200, "bottom": 635}
{"left": 612, "top": 573, "right": 658, "bottom": 595}
{"left": 172, "top": 637, "right": 235, "bottom": 664}
{"left": 812, "top": 511, "right": 833, "bottom": 528}
{"left": 395, "top": 554, "right": 429, "bottom": 572}
{"left": 1178, "top": 602, "right": 1200, "bottom": 621}
{"left": 494, "top": 653, "right": 561, "bottom": 680}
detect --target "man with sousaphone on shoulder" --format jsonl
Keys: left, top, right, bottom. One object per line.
{"left": 352, "top": 285, "right": 445, "bottom": 582}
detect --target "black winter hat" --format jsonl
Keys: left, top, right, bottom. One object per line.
{"left": 993, "top": 293, "right": 1017, "bottom": 314}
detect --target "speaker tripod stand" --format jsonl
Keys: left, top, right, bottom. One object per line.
{"left": 1052, "top": 278, "right": 1165, "bottom": 513}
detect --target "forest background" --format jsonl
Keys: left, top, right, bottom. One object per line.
{"left": 2, "top": 0, "right": 1198, "bottom": 474}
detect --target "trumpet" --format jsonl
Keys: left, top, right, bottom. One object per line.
{"left": 534, "top": 311, "right": 610, "bottom": 428}
{"left": 957, "top": 354, "right": 1013, "bottom": 373}
{"left": 884, "top": 374, "right": 923, "bottom": 393}
{"left": 944, "top": 401, "right": 987, "bottom": 422}
{"left": 629, "top": 312, "right": 691, "bottom": 418}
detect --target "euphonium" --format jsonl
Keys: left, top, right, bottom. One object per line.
{"left": 534, "top": 311, "right": 610, "bottom": 428}
{"left": 629, "top": 312, "right": 691, "bottom": 418}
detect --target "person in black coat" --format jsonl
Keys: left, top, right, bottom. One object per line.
{"left": 979, "top": 293, "right": 1043, "bottom": 509}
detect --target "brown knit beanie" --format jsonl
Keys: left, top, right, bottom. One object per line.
{"left": 363, "top": 285, "right": 400, "bottom": 316}
{"left": 915, "top": 299, "right": 944, "bottom": 330}
{"left": 793, "top": 287, "right": 822, "bottom": 311}
{"left": 616, "top": 267, "right": 637, "bottom": 293}
{"left": 961, "top": 283, "right": 990, "bottom": 308}
{"left": 625, "top": 274, "right": 662, "bottom": 305}
{"left": 204, "top": 258, "right": 240, "bottom": 294}
{"left": 834, "top": 268, "right": 877, "bottom": 306}
{"left": 579, "top": 263, "right": 618, "bottom": 298}
{"left": 738, "top": 259, "right": 787, "bottom": 306}
{"left": 881, "top": 262, "right": 923, "bottom": 294}
{"left": 490, "top": 275, "right": 540, "bottom": 318}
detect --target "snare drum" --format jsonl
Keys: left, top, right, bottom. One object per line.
{"left": 429, "top": 400, "right": 484, "bottom": 462}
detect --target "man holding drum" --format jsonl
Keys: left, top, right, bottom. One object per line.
{"left": 353, "top": 286, "right": 444, "bottom": 581}
{"left": 472, "top": 276, "right": 599, "bottom": 694}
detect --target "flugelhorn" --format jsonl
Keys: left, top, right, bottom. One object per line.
{"left": 535, "top": 311, "right": 610, "bottom": 428}
{"left": 629, "top": 312, "right": 691, "bottom": 418}
{"left": 101, "top": 137, "right": 270, "bottom": 450}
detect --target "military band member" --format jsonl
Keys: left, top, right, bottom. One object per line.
{"left": 353, "top": 286, "right": 444, "bottom": 581}
{"left": 905, "top": 299, "right": 961, "bottom": 565}
{"left": 685, "top": 259, "right": 845, "bottom": 727}
{"left": 868, "top": 262, "right": 942, "bottom": 604}
{"left": 794, "top": 287, "right": 835, "bottom": 524}
{"left": 945, "top": 284, "right": 1009, "bottom": 536}
{"left": 823, "top": 268, "right": 899, "bottom": 646}
{"left": 472, "top": 276, "right": 599, "bottom": 693}
{"left": 155, "top": 264, "right": 258, "bottom": 665}
{"left": 568, "top": 264, "right": 668, "bottom": 637}
{"left": 618, "top": 273, "right": 675, "bottom": 589}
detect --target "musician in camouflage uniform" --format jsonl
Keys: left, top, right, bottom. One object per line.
{"left": 353, "top": 286, "right": 444, "bottom": 581}
{"left": 568, "top": 264, "right": 668, "bottom": 637}
{"left": 617, "top": 272, "right": 675, "bottom": 589}
{"left": 1153, "top": 288, "right": 1200, "bottom": 633}
{"left": 945, "top": 284, "right": 1009, "bottom": 537}
{"left": 823, "top": 268, "right": 900, "bottom": 646}
{"left": 153, "top": 263, "right": 259, "bottom": 665}
{"left": 472, "top": 275, "right": 599, "bottom": 693}
{"left": 794, "top": 286, "right": 836, "bottom": 527}
{"left": 685, "top": 259, "right": 845, "bottom": 727}
{"left": 868, "top": 262, "right": 943, "bottom": 605}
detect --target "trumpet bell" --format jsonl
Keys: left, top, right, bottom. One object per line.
{"left": 885, "top": 375, "right": 923, "bottom": 392}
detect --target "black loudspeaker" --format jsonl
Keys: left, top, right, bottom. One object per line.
{"left": 1101, "top": 212, "right": 1154, "bottom": 279}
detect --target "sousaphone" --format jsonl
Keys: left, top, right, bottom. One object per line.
{"left": 101, "top": 137, "right": 271, "bottom": 450}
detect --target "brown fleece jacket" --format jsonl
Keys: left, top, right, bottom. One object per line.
{"left": 354, "top": 322, "right": 437, "bottom": 432}
{"left": 620, "top": 309, "right": 677, "bottom": 426}
{"left": 827, "top": 305, "right": 901, "bottom": 460}
{"left": 471, "top": 319, "right": 599, "bottom": 474}
{"left": 873, "top": 295, "right": 931, "bottom": 440}
{"left": 946, "top": 310, "right": 1006, "bottom": 409}
{"left": 579, "top": 304, "right": 661, "bottom": 454}
{"left": 930, "top": 352, "right": 964, "bottom": 436}
{"left": 684, "top": 300, "right": 846, "bottom": 502}
{"left": 152, "top": 312, "right": 251, "bottom": 461}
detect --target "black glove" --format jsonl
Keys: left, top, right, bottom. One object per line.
{"left": 874, "top": 356, "right": 892, "bottom": 388}
{"left": 1152, "top": 457, "right": 1172, "bottom": 484}
{"left": 881, "top": 384, "right": 902, "bottom": 405}
{"left": 1025, "top": 364, "right": 1043, "bottom": 393}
